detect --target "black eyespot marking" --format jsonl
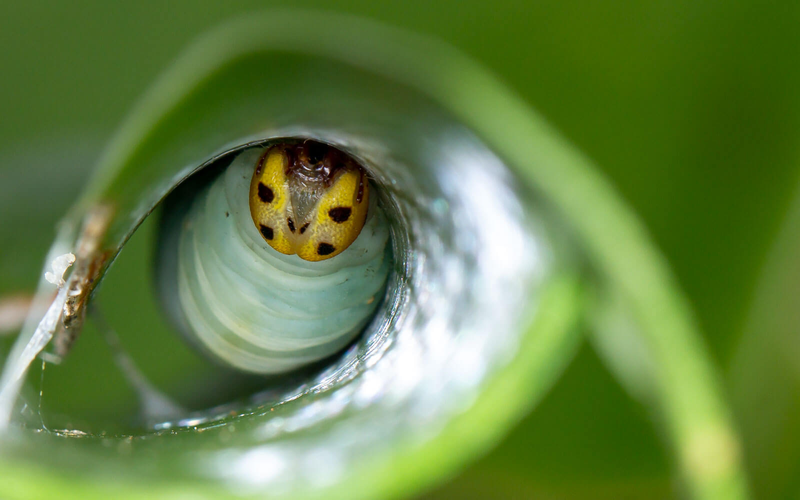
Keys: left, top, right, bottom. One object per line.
{"left": 328, "top": 207, "right": 352, "bottom": 223}
{"left": 300, "top": 223, "right": 309, "bottom": 234}
{"left": 287, "top": 218, "right": 296, "bottom": 233}
{"left": 259, "top": 225, "right": 274, "bottom": 240}
{"left": 317, "top": 243, "right": 336, "bottom": 256}
{"left": 258, "top": 183, "right": 274, "bottom": 203}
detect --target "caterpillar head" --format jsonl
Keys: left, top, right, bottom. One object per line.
{"left": 248, "top": 141, "right": 370, "bottom": 261}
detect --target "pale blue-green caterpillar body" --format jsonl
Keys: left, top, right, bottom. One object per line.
{"left": 158, "top": 146, "right": 392, "bottom": 374}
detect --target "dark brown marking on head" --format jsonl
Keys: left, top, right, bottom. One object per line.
{"left": 225, "top": 211, "right": 230, "bottom": 218}
{"left": 259, "top": 225, "right": 274, "bottom": 240}
{"left": 287, "top": 218, "right": 296, "bottom": 233}
{"left": 305, "top": 141, "right": 328, "bottom": 164}
{"left": 317, "top": 243, "right": 336, "bottom": 256}
{"left": 287, "top": 141, "right": 356, "bottom": 187}
{"left": 356, "top": 173, "right": 365, "bottom": 203}
{"left": 328, "top": 207, "right": 352, "bottom": 223}
{"left": 255, "top": 152, "right": 266, "bottom": 176}
{"left": 300, "top": 222, "right": 310, "bottom": 234}
{"left": 258, "top": 183, "right": 274, "bottom": 203}
{"left": 282, "top": 146, "right": 296, "bottom": 176}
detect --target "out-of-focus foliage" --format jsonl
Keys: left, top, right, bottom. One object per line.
{"left": 0, "top": 1, "right": 798, "bottom": 499}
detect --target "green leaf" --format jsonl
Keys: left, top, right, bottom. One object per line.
{"left": 0, "top": 11, "right": 747, "bottom": 500}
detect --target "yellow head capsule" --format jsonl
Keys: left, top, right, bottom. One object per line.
{"left": 248, "top": 141, "right": 370, "bottom": 261}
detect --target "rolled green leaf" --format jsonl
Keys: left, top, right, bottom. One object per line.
{"left": 0, "top": 11, "right": 746, "bottom": 500}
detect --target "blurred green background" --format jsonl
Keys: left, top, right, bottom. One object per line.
{"left": 1, "top": 1, "right": 799, "bottom": 498}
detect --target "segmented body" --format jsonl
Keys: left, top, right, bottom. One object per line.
{"left": 162, "top": 145, "right": 391, "bottom": 374}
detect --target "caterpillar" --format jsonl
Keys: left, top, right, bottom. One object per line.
{"left": 156, "top": 142, "right": 391, "bottom": 374}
